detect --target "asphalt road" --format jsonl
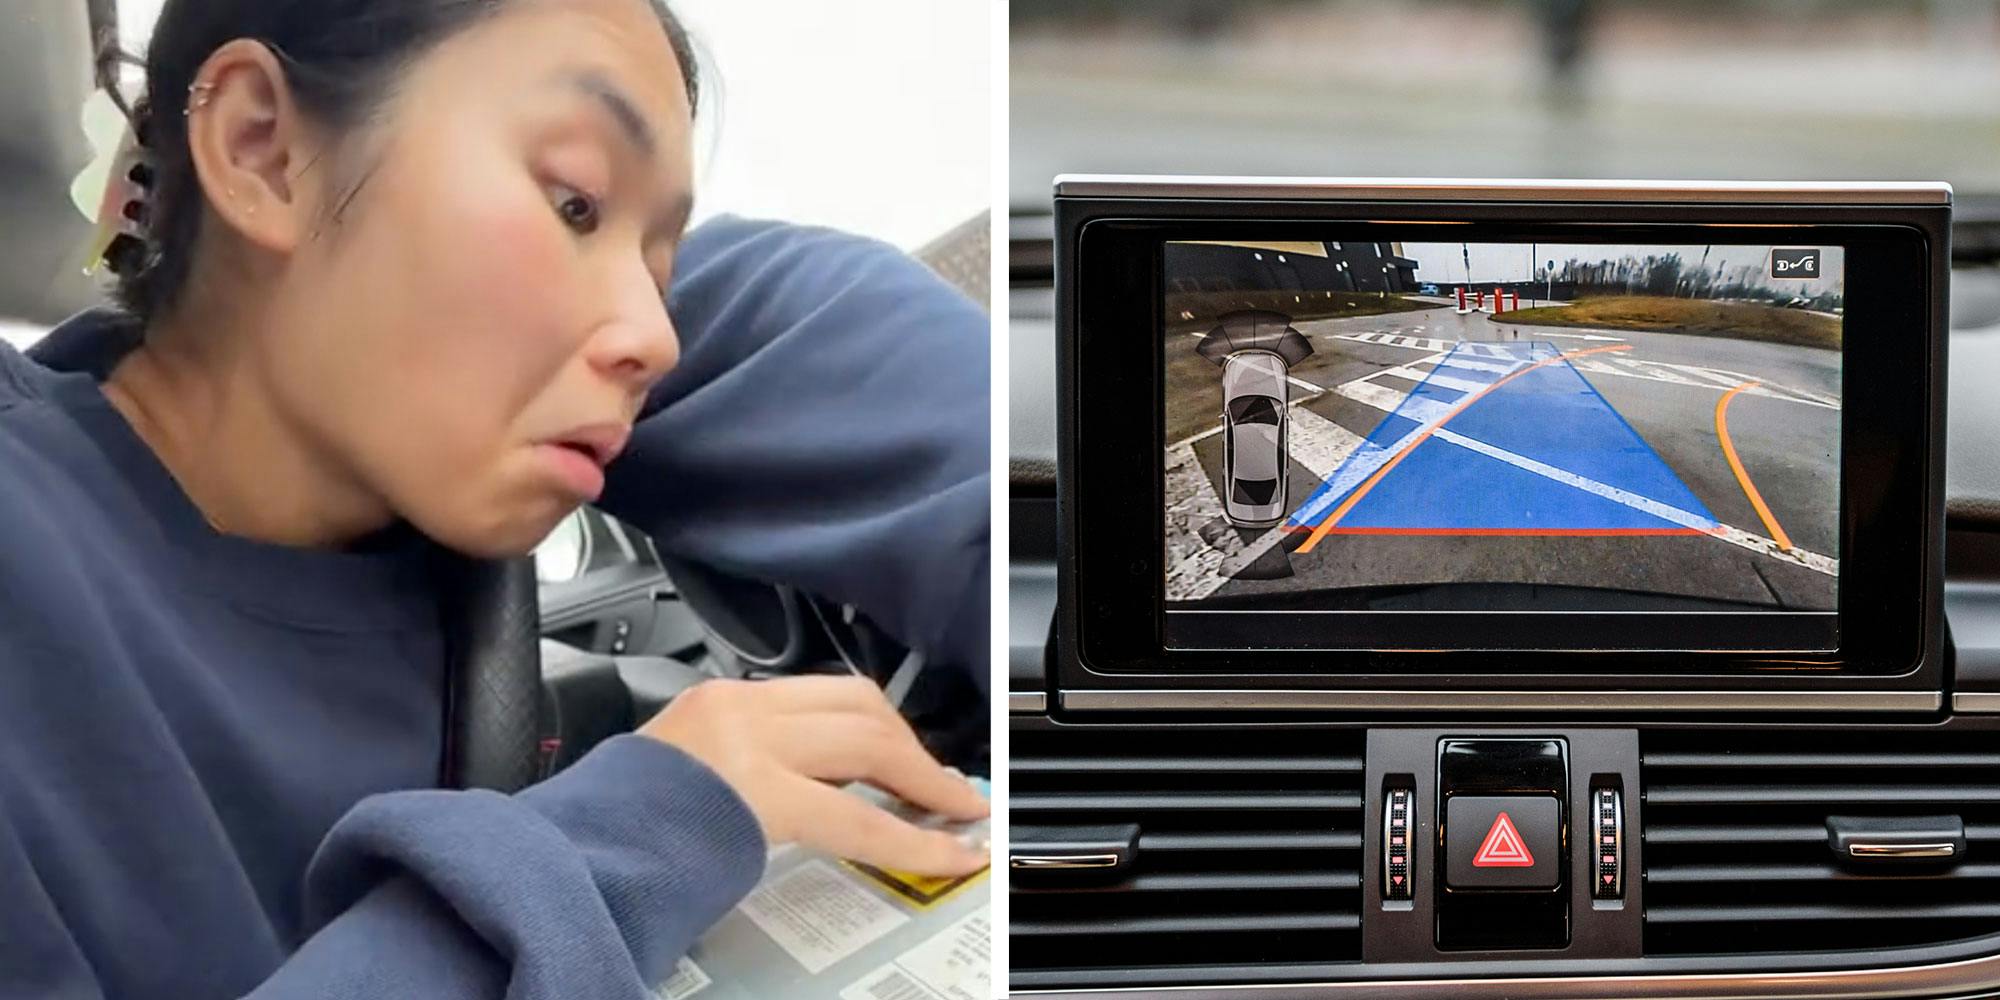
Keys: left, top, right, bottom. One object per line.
{"left": 1164, "top": 305, "right": 1841, "bottom": 611}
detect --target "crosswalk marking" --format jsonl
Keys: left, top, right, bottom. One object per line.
{"left": 1286, "top": 404, "right": 1369, "bottom": 477}
{"left": 1333, "top": 332, "right": 1451, "bottom": 353}
{"left": 1164, "top": 444, "right": 1236, "bottom": 599}
{"left": 1336, "top": 380, "right": 1451, "bottom": 423}
{"left": 1438, "top": 355, "right": 1519, "bottom": 375}
{"left": 1382, "top": 366, "right": 1485, "bottom": 394}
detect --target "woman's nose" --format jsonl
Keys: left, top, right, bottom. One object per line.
{"left": 589, "top": 265, "right": 681, "bottom": 390}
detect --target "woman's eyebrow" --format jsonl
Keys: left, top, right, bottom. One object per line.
{"left": 556, "top": 69, "right": 657, "bottom": 159}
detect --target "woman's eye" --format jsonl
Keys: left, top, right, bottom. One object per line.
{"left": 551, "top": 185, "right": 601, "bottom": 235}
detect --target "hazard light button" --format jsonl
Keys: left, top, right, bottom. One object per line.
{"left": 1445, "top": 796, "right": 1561, "bottom": 890}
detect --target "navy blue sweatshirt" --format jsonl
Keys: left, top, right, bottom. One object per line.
{"left": 0, "top": 217, "right": 990, "bottom": 998}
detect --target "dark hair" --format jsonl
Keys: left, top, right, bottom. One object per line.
{"left": 95, "top": 0, "right": 700, "bottom": 323}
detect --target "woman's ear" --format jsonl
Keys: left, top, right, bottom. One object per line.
{"left": 184, "top": 38, "right": 329, "bottom": 256}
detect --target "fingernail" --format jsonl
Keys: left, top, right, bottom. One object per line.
{"left": 957, "top": 830, "right": 990, "bottom": 854}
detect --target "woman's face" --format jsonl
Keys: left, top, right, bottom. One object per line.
{"left": 261, "top": 0, "right": 692, "bottom": 557}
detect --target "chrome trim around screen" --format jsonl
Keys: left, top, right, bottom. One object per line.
{"left": 1059, "top": 689, "right": 1941, "bottom": 712}
{"left": 1052, "top": 175, "right": 1954, "bottom": 205}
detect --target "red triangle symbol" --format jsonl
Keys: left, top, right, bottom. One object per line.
{"left": 1472, "top": 811, "right": 1535, "bottom": 867}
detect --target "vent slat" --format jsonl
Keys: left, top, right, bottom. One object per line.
{"left": 1646, "top": 822, "right": 2000, "bottom": 845}
{"left": 1141, "top": 831, "right": 1362, "bottom": 852}
{"left": 1647, "top": 784, "right": 2000, "bottom": 805}
{"left": 1012, "top": 912, "right": 1359, "bottom": 937}
{"left": 1649, "top": 902, "right": 2000, "bottom": 925}
{"left": 1644, "top": 752, "right": 2000, "bottom": 770}
{"left": 1015, "top": 870, "right": 1359, "bottom": 894}
{"left": 1014, "top": 755, "right": 1362, "bottom": 774}
{"left": 1649, "top": 863, "right": 2000, "bottom": 884}
{"left": 1013, "top": 792, "right": 1362, "bottom": 813}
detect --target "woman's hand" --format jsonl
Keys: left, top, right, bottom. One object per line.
{"left": 637, "top": 675, "right": 990, "bottom": 876}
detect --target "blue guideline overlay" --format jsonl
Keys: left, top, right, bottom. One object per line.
{"left": 1286, "top": 342, "right": 1718, "bottom": 534}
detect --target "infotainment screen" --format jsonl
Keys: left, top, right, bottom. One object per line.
{"left": 1162, "top": 239, "right": 1843, "bottom": 649}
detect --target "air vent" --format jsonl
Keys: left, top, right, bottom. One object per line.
{"left": 1009, "top": 728, "right": 1364, "bottom": 986}
{"left": 1641, "top": 733, "right": 2000, "bottom": 956}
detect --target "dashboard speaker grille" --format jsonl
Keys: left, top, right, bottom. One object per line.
{"left": 1009, "top": 728, "right": 1364, "bottom": 985}
{"left": 1641, "top": 732, "right": 2000, "bottom": 956}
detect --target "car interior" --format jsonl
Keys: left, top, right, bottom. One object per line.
{"left": 1007, "top": 4, "right": 2000, "bottom": 994}
{"left": 0, "top": 1, "right": 992, "bottom": 795}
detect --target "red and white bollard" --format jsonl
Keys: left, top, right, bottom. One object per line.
{"left": 1455, "top": 286, "right": 1472, "bottom": 314}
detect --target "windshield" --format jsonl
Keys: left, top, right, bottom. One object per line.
{"left": 1011, "top": 0, "right": 2000, "bottom": 210}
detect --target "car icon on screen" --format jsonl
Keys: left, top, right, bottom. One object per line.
{"left": 1221, "top": 350, "right": 1290, "bottom": 528}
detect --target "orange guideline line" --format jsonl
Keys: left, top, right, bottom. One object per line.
{"left": 1294, "top": 343, "right": 1635, "bottom": 555}
{"left": 1714, "top": 380, "right": 1793, "bottom": 552}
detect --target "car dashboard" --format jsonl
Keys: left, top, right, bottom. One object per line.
{"left": 1006, "top": 205, "right": 2000, "bottom": 998}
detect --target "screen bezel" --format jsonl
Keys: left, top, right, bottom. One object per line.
{"left": 1063, "top": 203, "right": 1939, "bottom": 679}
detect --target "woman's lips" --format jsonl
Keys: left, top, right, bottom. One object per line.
{"left": 538, "top": 442, "right": 607, "bottom": 501}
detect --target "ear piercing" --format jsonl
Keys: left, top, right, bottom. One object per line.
{"left": 184, "top": 81, "right": 216, "bottom": 117}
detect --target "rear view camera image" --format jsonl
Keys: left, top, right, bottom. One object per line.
{"left": 1163, "top": 240, "right": 1841, "bottom": 624}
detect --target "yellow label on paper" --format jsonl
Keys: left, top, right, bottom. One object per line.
{"left": 844, "top": 860, "right": 989, "bottom": 909}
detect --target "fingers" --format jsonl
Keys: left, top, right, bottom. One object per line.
{"left": 784, "top": 775, "right": 989, "bottom": 877}
{"left": 748, "top": 674, "right": 900, "bottom": 717}
{"left": 768, "top": 713, "right": 990, "bottom": 822}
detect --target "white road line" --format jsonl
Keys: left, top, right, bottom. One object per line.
{"left": 1563, "top": 356, "right": 1837, "bottom": 409}
{"left": 1613, "top": 357, "right": 1706, "bottom": 386}
{"left": 1431, "top": 428, "right": 1717, "bottom": 532}
{"left": 1287, "top": 374, "right": 1327, "bottom": 394}
{"left": 1710, "top": 523, "right": 1839, "bottom": 576}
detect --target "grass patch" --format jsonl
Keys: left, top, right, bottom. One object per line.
{"left": 1491, "top": 295, "right": 1840, "bottom": 350}
{"left": 1166, "top": 289, "right": 1444, "bottom": 334}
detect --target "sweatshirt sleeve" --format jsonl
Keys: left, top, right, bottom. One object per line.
{"left": 247, "top": 735, "right": 766, "bottom": 999}
{"left": 597, "top": 216, "right": 991, "bottom": 690}
{"left": 0, "top": 736, "right": 763, "bottom": 1000}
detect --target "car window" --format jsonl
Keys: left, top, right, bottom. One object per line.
{"left": 1227, "top": 394, "right": 1282, "bottom": 425}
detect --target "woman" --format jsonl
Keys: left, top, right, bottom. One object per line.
{"left": 0, "top": 1, "right": 990, "bottom": 997}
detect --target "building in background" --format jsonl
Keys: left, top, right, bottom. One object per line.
{"left": 1166, "top": 241, "right": 1418, "bottom": 295}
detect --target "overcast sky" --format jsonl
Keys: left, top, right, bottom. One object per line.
{"left": 1399, "top": 242, "right": 1845, "bottom": 295}
{"left": 114, "top": 0, "right": 988, "bottom": 250}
